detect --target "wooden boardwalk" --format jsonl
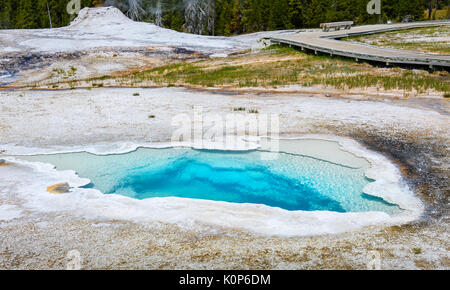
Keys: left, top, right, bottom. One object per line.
{"left": 268, "top": 21, "right": 450, "bottom": 68}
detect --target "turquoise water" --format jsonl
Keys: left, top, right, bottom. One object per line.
{"left": 19, "top": 148, "right": 400, "bottom": 214}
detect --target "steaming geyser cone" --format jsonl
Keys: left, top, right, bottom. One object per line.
{"left": 0, "top": 5, "right": 275, "bottom": 64}
{"left": 69, "top": 6, "right": 135, "bottom": 28}
{"left": 53, "top": 6, "right": 244, "bottom": 53}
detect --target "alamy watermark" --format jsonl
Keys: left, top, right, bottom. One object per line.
{"left": 171, "top": 107, "right": 280, "bottom": 160}
{"left": 67, "top": 0, "right": 81, "bottom": 20}
{"left": 66, "top": 249, "right": 82, "bottom": 270}
{"left": 65, "top": 0, "right": 381, "bottom": 22}
{"left": 367, "top": 0, "right": 381, "bottom": 15}
{"left": 367, "top": 250, "right": 381, "bottom": 270}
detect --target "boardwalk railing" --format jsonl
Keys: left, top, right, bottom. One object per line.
{"left": 266, "top": 21, "right": 450, "bottom": 69}
{"left": 320, "top": 21, "right": 354, "bottom": 32}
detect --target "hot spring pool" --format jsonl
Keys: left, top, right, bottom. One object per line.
{"left": 18, "top": 147, "right": 401, "bottom": 214}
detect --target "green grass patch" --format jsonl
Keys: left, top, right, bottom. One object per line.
{"left": 412, "top": 248, "right": 422, "bottom": 255}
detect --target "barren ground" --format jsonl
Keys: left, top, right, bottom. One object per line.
{"left": 0, "top": 88, "right": 448, "bottom": 269}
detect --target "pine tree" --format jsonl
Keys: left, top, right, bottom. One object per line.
{"left": 0, "top": 0, "right": 433, "bottom": 33}
{"left": 229, "top": 0, "right": 240, "bottom": 33}
{"left": 14, "top": 0, "right": 37, "bottom": 29}
{"left": 241, "top": 0, "right": 259, "bottom": 32}
{"left": 0, "top": 0, "right": 12, "bottom": 29}
{"left": 288, "top": 0, "right": 305, "bottom": 28}
{"left": 268, "top": 0, "right": 290, "bottom": 30}
{"left": 303, "top": 0, "right": 327, "bottom": 27}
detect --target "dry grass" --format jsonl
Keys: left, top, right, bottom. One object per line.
{"left": 423, "top": 8, "right": 449, "bottom": 20}
{"left": 80, "top": 46, "right": 449, "bottom": 93}
{"left": 36, "top": 45, "right": 450, "bottom": 95}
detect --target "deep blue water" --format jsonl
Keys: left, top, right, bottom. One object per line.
{"left": 110, "top": 156, "right": 345, "bottom": 212}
